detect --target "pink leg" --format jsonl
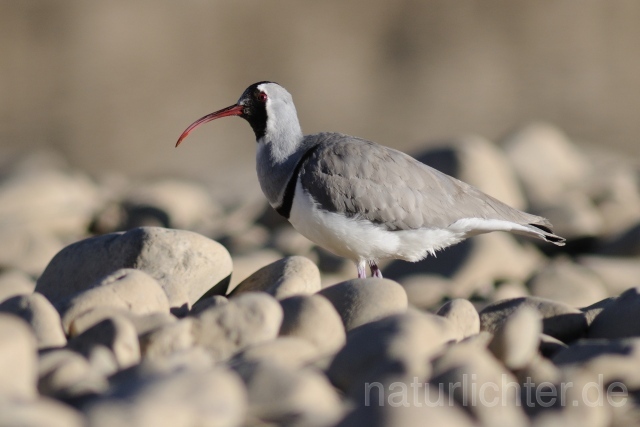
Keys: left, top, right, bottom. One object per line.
{"left": 357, "top": 260, "right": 367, "bottom": 278}
{"left": 370, "top": 261, "right": 383, "bottom": 278}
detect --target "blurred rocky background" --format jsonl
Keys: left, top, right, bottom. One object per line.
{"left": 2, "top": 1, "right": 640, "bottom": 202}
{"left": 2, "top": 2, "right": 640, "bottom": 427}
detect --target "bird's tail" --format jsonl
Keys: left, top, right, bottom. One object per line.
{"left": 515, "top": 223, "right": 566, "bottom": 246}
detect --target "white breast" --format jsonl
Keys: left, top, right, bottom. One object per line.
{"left": 287, "top": 179, "right": 468, "bottom": 263}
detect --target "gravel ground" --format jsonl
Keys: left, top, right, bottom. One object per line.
{"left": 1, "top": 123, "right": 639, "bottom": 427}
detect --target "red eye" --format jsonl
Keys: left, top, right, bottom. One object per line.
{"left": 258, "top": 92, "right": 267, "bottom": 102}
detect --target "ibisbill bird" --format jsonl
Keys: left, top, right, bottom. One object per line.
{"left": 176, "top": 82, "right": 565, "bottom": 279}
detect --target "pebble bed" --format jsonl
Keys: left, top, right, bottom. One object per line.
{"left": 1, "top": 123, "right": 640, "bottom": 427}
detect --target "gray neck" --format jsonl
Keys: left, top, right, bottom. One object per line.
{"left": 255, "top": 121, "right": 306, "bottom": 208}
{"left": 253, "top": 82, "right": 311, "bottom": 208}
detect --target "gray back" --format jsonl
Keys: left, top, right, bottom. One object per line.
{"left": 299, "top": 133, "right": 549, "bottom": 231}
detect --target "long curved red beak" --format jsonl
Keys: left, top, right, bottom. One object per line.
{"left": 175, "top": 104, "right": 244, "bottom": 147}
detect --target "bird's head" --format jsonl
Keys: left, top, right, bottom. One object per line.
{"left": 176, "top": 81, "right": 301, "bottom": 147}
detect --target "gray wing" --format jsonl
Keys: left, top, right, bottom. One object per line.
{"left": 298, "top": 133, "right": 552, "bottom": 232}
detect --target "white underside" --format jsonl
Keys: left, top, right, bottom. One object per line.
{"left": 287, "top": 180, "right": 538, "bottom": 264}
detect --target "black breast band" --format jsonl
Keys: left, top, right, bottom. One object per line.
{"left": 275, "top": 144, "right": 321, "bottom": 219}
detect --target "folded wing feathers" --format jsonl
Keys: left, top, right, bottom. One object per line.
{"left": 527, "top": 223, "right": 566, "bottom": 246}
{"left": 300, "top": 133, "right": 565, "bottom": 245}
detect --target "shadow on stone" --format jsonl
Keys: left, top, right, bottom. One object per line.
{"left": 383, "top": 240, "right": 472, "bottom": 281}
{"left": 194, "top": 274, "right": 231, "bottom": 303}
